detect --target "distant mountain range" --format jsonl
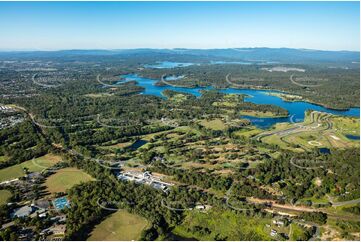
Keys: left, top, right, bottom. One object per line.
{"left": 0, "top": 48, "right": 359, "bottom": 65}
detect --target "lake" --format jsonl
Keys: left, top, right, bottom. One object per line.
{"left": 144, "top": 61, "right": 195, "bottom": 69}
{"left": 127, "top": 139, "right": 148, "bottom": 150}
{"left": 144, "top": 61, "right": 279, "bottom": 68}
{"left": 117, "top": 74, "right": 360, "bottom": 129}
{"left": 345, "top": 134, "right": 360, "bottom": 141}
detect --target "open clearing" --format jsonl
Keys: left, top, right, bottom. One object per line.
{"left": 239, "top": 110, "right": 287, "bottom": 118}
{"left": 200, "top": 119, "right": 226, "bottom": 130}
{"left": 0, "top": 189, "right": 12, "bottom": 205}
{"left": 0, "top": 154, "right": 62, "bottom": 182}
{"left": 257, "top": 111, "right": 359, "bottom": 151}
{"left": 172, "top": 209, "right": 272, "bottom": 240}
{"left": 87, "top": 209, "right": 149, "bottom": 241}
{"left": 45, "top": 167, "right": 95, "bottom": 193}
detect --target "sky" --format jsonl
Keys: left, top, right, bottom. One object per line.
{"left": 0, "top": 1, "right": 359, "bottom": 51}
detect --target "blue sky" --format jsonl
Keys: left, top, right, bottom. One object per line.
{"left": 0, "top": 1, "right": 359, "bottom": 51}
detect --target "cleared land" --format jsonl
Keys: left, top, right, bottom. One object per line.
{"left": 239, "top": 110, "right": 288, "bottom": 118}
{"left": 256, "top": 111, "right": 359, "bottom": 151}
{"left": 87, "top": 209, "right": 148, "bottom": 241}
{"left": 0, "top": 189, "right": 12, "bottom": 205}
{"left": 0, "top": 154, "right": 62, "bottom": 182}
{"left": 45, "top": 167, "right": 95, "bottom": 193}
{"left": 200, "top": 119, "right": 227, "bottom": 130}
{"left": 172, "top": 209, "right": 273, "bottom": 240}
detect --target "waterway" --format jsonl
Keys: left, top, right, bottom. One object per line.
{"left": 116, "top": 74, "right": 359, "bottom": 129}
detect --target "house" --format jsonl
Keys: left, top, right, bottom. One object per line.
{"left": 195, "top": 205, "right": 206, "bottom": 210}
{"left": 270, "top": 229, "right": 277, "bottom": 237}
{"left": 34, "top": 199, "right": 51, "bottom": 210}
{"left": 11, "top": 205, "right": 35, "bottom": 218}
{"left": 26, "top": 172, "right": 42, "bottom": 180}
{"left": 50, "top": 215, "right": 67, "bottom": 223}
{"left": 273, "top": 218, "right": 286, "bottom": 227}
{"left": 38, "top": 212, "right": 47, "bottom": 218}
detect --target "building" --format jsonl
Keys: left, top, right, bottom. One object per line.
{"left": 270, "top": 229, "right": 278, "bottom": 237}
{"left": 117, "top": 171, "right": 173, "bottom": 192}
{"left": 11, "top": 205, "right": 35, "bottom": 218}
{"left": 272, "top": 218, "right": 287, "bottom": 227}
{"left": 34, "top": 199, "right": 51, "bottom": 210}
{"left": 195, "top": 205, "right": 206, "bottom": 210}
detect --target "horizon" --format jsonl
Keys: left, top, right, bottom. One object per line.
{"left": 0, "top": 1, "right": 359, "bottom": 51}
{"left": 0, "top": 47, "right": 360, "bottom": 53}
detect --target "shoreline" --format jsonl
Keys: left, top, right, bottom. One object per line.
{"left": 130, "top": 72, "right": 360, "bottom": 112}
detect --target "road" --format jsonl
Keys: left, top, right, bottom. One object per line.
{"left": 326, "top": 195, "right": 360, "bottom": 207}
{"left": 290, "top": 74, "right": 322, "bottom": 88}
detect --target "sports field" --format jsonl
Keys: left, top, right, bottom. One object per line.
{"left": 87, "top": 209, "right": 149, "bottom": 241}
{"left": 45, "top": 167, "right": 95, "bottom": 193}
{"left": 0, "top": 154, "right": 62, "bottom": 182}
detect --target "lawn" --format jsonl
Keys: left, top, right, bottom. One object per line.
{"left": 172, "top": 208, "right": 272, "bottom": 240}
{"left": 101, "top": 141, "right": 132, "bottom": 151}
{"left": 0, "top": 154, "right": 62, "bottom": 182}
{"left": 200, "top": 119, "right": 226, "bottom": 131}
{"left": 45, "top": 167, "right": 95, "bottom": 193}
{"left": 0, "top": 190, "right": 12, "bottom": 205}
{"left": 87, "top": 209, "right": 149, "bottom": 241}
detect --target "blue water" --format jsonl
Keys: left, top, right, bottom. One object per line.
{"left": 345, "top": 134, "right": 360, "bottom": 140}
{"left": 127, "top": 140, "right": 148, "bottom": 150}
{"left": 319, "top": 147, "right": 331, "bottom": 154}
{"left": 117, "top": 74, "right": 360, "bottom": 129}
{"left": 144, "top": 61, "right": 195, "bottom": 69}
{"left": 210, "top": 60, "right": 252, "bottom": 65}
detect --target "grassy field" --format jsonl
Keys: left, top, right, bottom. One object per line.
{"left": 200, "top": 119, "right": 227, "bottom": 131}
{"left": 172, "top": 209, "right": 272, "bottom": 240}
{"left": 290, "top": 223, "right": 310, "bottom": 241}
{"left": 332, "top": 116, "right": 360, "bottom": 135}
{"left": 0, "top": 154, "right": 62, "bottom": 182}
{"left": 168, "top": 93, "right": 188, "bottom": 103}
{"left": 233, "top": 127, "right": 262, "bottom": 138}
{"left": 239, "top": 110, "right": 288, "bottom": 118}
{"left": 87, "top": 209, "right": 149, "bottom": 241}
{"left": 45, "top": 167, "right": 95, "bottom": 193}
{"left": 101, "top": 141, "right": 132, "bottom": 151}
{"left": 0, "top": 189, "right": 12, "bottom": 205}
